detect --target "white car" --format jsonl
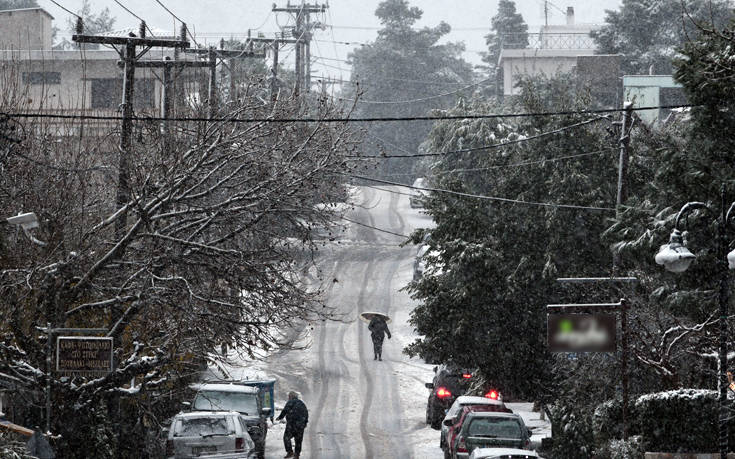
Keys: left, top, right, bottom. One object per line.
{"left": 166, "top": 410, "right": 256, "bottom": 458}
{"left": 440, "top": 394, "right": 507, "bottom": 450}
{"left": 469, "top": 447, "right": 539, "bottom": 459}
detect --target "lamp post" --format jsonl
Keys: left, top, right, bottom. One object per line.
{"left": 655, "top": 186, "right": 735, "bottom": 459}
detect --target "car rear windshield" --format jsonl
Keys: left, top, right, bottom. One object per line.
{"left": 193, "top": 390, "right": 259, "bottom": 415}
{"left": 468, "top": 418, "right": 523, "bottom": 438}
{"left": 176, "top": 417, "right": 233, "bottom": 437}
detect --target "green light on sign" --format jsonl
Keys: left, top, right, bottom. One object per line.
{"left": 559, "top": 319, "right": 573, "bottom": 333}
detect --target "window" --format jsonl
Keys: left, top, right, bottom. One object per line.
{"left": 175, "top": 416, "right": 233, "bottom": 437}
{"left": 22, "top": 72, "right": 61, "bottom": 85}
{"left": 468, "top": 417, "right": 523, "bottom": 438}
{"left": 192, "top": 390, "right": 259, "bottom": 415}
{"left": 90, "top": 78, "right": 155, "bottom": 109}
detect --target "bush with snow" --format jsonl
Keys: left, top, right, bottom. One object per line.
{"left": 634, "top": 388, "right": 731, "bottom": 453}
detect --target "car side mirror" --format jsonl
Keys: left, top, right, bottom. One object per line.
{"left": 162, "top": 427, "right": 169, "bottom": 436}
{"left": 433, "top": 366, "right": 438, "bottom": 373}
{"left": 425, "top": 382, "right": 434, "bottom": 390}
{"left": 261, "top": 407, "right": 272, "bottom": 416}
{"left": 181, "top": 401, "right": 191, "bottom": 409}
{"left": 443, "top": 419, "right": 454, "bottom": 427}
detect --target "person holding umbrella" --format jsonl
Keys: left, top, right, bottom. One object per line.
{"left": 361, "top": 312, "right": 392, "bottom": 361}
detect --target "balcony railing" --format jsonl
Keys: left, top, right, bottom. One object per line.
{"left": 499, "top": 33, "right": 596, "bottom": 50}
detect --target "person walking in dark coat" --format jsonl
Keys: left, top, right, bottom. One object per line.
{"left": 368, "top": 315, "right": 391, "bottom": 361}
{"left": 276, "top": 391, "right": 309, "bottom": 459}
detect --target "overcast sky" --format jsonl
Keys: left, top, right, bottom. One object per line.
{"left": 39, "top": 0, "right": 622, "bottom": 81}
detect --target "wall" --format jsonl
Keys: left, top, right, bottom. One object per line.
{"left": 623, "top": 75, "right": 684, "bottom": 124}
{"left": 0, "top": 8, "right": 53, "bottom": 51}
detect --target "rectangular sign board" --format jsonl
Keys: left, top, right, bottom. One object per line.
{"left": 548, "top": 313, "right": 617, "bottom": 353}
{"left": 56, "top": 336, "right": 113, "bottom": 373}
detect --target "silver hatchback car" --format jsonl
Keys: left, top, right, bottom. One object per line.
{"left": 166, "top": 411, "right": 256, "bottom": 458}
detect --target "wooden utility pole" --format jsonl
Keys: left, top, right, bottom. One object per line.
{"left": 272, "top": 2, "right": 327, "bottom": 95}
{"left": 612, "top": 101, "right": 635, "bottom": 440}
{"left": 73, "top": 19, "right": 189, "bottom": 240}
{"left": 242, "top": 35, "right": 302, "bottom": 101}
{"left": 183, "top": 45, "right": 266, "bottom": 118}
{"left": 271, "top": 39, "right": 280, "bottom": 101}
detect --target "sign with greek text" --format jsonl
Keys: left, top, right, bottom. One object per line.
{"left": 547, "top": 313, "right": 617, "bottom": 353}
{"left": 56, "top": 336, "right": 113, "bottom": 373}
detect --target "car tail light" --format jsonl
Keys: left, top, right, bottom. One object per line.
{"left": 462, "top": 373, "right": 472, "bottom": 379}
{"left": 436, "top": 386, "right": 452, "bottom": 399}
{"left": 235, "top": 437, "right": 244, "bottom": 451}
{"left": 485, "top": 390, "right": 499, "bottom": 399}
{"left": 165, "top": 439, "right": 173, "bottom": 457}
{"left": 524, "top": 438, "right": 531, "bottom": 449}
{"left": 456, "top": 435, "right": 467, "bottom": 453}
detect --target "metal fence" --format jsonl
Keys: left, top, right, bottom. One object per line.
{"left": 499, "top": 33, "right": 596, "bottom": 50}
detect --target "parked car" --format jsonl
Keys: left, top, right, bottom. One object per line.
{"left": 190, "top": 383, "right": 272, "bottom": 458}
{"left": 409, "top": 177, "right": 429, "bottom": 208}
{"left": 469, "top": 447, "right": 539, "bottom": 459}
{"left": 425, "top": 365, "right": 474, "bottom": 429}
{"left": 444, "top": 404, "right": 514, "bottom": 459}
{"left": 440, "top": 394, "right": 509, "bottom": 450}
{"left": 451, "top": 412, "right": 532, "bottom": 459}
{"left": 165, "top": 411, "right": 256, "bottom": 458}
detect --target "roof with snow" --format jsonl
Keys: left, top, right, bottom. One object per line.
{"left": 193, "top": 383, "right": 259, "bottom": 394}
{"left": 101, "top": 27, "right": 178, "bottom": 39}
{"left": 0, "top": 7, "right": 53, "bottom": 19}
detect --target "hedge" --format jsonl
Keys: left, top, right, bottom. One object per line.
{"left": 594, "top": 389, "right": 735, "bottom": 453}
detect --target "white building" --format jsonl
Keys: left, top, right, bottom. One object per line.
{"left": 497, "top": 7, "right": 609, "bottom": 98}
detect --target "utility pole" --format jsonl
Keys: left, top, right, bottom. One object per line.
{"left": 612, "top": 101, "right": 634, "bottom": 440}
{"left": 73, "top": 19, "right": 189, "bottom": 240}
{"left": 243, "top": 35, "right": 302, "bottom": 102}
{"left": 183, "top": 45, "right": 265, "bottom": 118}
{"left": 272, "top": 2, "right": 327, "bottom": 95}
{"left": 123, "top": 25, "right": 210, "bottom": 154}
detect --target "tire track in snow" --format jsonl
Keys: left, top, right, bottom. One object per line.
{"left": 308, "top": 254, "right": 348, "bottom": 458}
{"left": 358, "top": 249, "right": 410, "bottom": 458}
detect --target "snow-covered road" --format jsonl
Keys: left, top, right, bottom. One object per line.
{"left": 245, "top": 186, "right": 549, "bottom": 458}
{"left": 255, "top": 185, "right": 443, "bottom": 458}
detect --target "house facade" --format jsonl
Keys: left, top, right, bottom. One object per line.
{"left": 0, "top": 7, "right": 208, "bottom": 134}
{"left": 497, "top": 6, "right": 620, "bottom": 106}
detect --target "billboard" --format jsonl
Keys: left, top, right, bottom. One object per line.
{"left": 548, "top": 313, "right": 617, "bottom": 353}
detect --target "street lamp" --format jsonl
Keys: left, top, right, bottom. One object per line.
{"left": 5, "top": 212, "right": 46, "bottom": 247}
{"left": 654, "top": 189, "right": 735, "bottom": 459}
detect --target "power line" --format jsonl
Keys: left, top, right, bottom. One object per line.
{"left": 341, "top": 173, "right": 616, "bottom": 212}
{"left": 47, "top": 0, "right": 80, "bottom": 18}
{"left": 350, "top": 117, "right": 608, "bottom": 159}
{"left": 432, "top": 148, "right": 613, "bottom": 175}
{"left": 340, "top": 216, "right": 410, "bottom": 238}
{"left": 112, "top": 0, "right": 155, "bottom": 37}
{"left": 3, "top": 105, "right": 695, "bottom": 125}
{"left": 153, "top": 0, "right": 199, "bottom": 47}
{"left": 337, "top": 78, "right": 491, "bottom": 105}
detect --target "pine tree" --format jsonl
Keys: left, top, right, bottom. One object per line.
{"left": 481, "top": 0, "right": 528, "bottom": 95}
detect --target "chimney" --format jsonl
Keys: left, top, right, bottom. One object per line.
{"left": 566, "top": 7, "right": 575, "bottom": 26}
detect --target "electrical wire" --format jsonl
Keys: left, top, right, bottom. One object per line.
{"left": 432, "top": 148, "right": 613, "bottom": 175}
{"left": 339, "top": 173, "right": 616, "bottom": 212}
{"left": 112, "top": 0, "right": 156, "bottom": 37}
{"left": 337, "top": 78, "right": 490, "bottom": 105}
{"left": 339, "top": 216, "right": 410, "bottom": 238}
{"left": 47, "top": 0, "right": 80, "bottom": 18}
{"left": 349, "top": 117, "right": 607, "bottom": 159}
{"left": 153, "top": 0, "right": 199, "bottom": 47}
{"left": 3, "top": 104, "right": 694, "bottom": 124}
